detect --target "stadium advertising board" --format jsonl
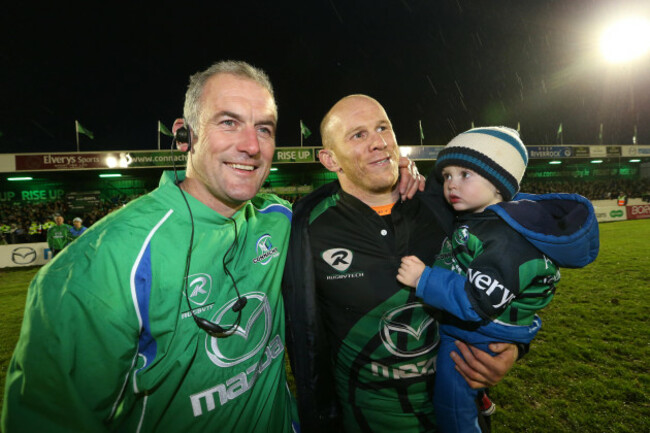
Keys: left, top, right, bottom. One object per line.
{"left": 0, "top": 242, "right": 51, "bottom": 268}
{"left": 67, "top": 191, "right": 101, "bottom": 213}
{"left": 571, "top": 146, "right": 589, "bottom": 158}
{"left": 621, "top": 146, "right": 650, "bottom": 157}
{"left": 606, "top": 146, "right": 622, "bottom": 157}
{"left": 589, "top": 146, "right": 607, "bottom": 157}
{"left": 273, "top": 148, "right": 315, "bottom": 163}
{"left": 15, "top": 152, "right": 188, "bottom": 171}
{"left": 399, "top": 146, "right": 443, "bottom": 160}
{"left": 0, "top": 188, "right": 65, "bottom": 202}
{"left": 16, "top": 149, "right": 325, "bottom": 169}
{"left": 573, "top": 146, "right": 590, "bottom": 157}
{"left": 127, "top": 152, "right": 188, "bottom": 167}
{"left": 16, "top": 153, "right": 107, "bottom": 170}
{"left": 593, "top": 206, "right": 628, "bottom": 223}
{"left": 527, "top": 146, "right": 573, "bottom": 158}
{"left": 626, "top": 204, "right": 650, "bottom": 220}
{"left": 9, "top": 145, "right": 650, "bottom": 172}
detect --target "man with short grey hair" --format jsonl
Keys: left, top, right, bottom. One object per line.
{"left": 3, "top": 60, "right": 297, "bottom": 433}
{"left": 179, "top": 60, "right": 276, "bottom": 151}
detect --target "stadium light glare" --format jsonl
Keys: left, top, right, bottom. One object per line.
{"left": 99, "top": 173, "right": 122, "bottom": 178}
{"left": 7, "top": 177, "right": 33, "bottom": 181}
{"left": 549, "top": 161, "right": 562, "bottom": 165}
{"left": 105, "top": 156, "right": 118, "bottom": 168}
{"left": 629, "top": 159, "right": 641, "bottom": 162}
{"left": 270, "top": 167, "right": 279, "bottom": 171}
{"left": 591, "top": 160, "right": 604, "bottom": 164}
{"left": 600, "top": 17, "right": 650, "bottom": 63}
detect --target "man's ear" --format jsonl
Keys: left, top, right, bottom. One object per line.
{"left": 318, "top": 149, "right": 342, "bottom": 173}
{"left": 172, "top": 118, "right": 190, "bottom": 152}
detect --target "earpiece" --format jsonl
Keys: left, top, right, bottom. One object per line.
{"left": 175, "top": 125, "right": 192, "bottom": 151}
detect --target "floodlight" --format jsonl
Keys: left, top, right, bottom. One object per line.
{"left": 601, "top": 17, "right": 650, "bottom": 63}
{"left": 105, "top": 156, "right": 118, "bottom": 168}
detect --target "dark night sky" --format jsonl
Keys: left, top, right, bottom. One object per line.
{"left": 1, "top": 0, "right": 649, "bottom": 154}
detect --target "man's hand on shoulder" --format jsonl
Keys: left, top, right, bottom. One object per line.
{"left": 398, "top": 157, "right": 425, "bottom": 201}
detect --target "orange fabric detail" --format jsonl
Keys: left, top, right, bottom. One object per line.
{"left": 371, "top": 203, "right": 395, "bottom": 216}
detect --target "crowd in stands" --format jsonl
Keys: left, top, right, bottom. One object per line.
{"left": 276, "top": 194, "right": 304, "bottom": 205}
{"left": 521, "top": 178, "right": 650, "bottom": 201}
{"left": 2, "top": 178, "right": 649, "bottom": 245}
{"left": 0, "top": 197, "right": 128, "bottom": 245}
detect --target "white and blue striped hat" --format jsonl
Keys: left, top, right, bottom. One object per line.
{"left": 435, "top": 126, "right": 528, "bottom": 201}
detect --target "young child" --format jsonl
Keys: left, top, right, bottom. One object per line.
{"left": 397, "top": 126, "right": 599, "bottom": 433}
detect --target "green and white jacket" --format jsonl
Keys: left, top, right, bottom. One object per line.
{"left": 2, "top": 171, "right": 296, "bottom": 433}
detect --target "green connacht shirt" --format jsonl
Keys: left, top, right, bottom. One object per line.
{"left": 47, "top": 223, "right": 72, "bottom": 250}
{"left": 434, "top": 212, "right": 560, "bottom": 326}
{"left": 2, "top": 171, "right": 296, "bottom": 433}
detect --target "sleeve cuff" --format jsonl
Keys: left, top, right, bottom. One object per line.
{"left": 415, "top": 266, "right": 432, "bottom": 298}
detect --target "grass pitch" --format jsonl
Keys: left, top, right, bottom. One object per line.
{"left": 1, "top": 220, "right": 649, "bottom": 431}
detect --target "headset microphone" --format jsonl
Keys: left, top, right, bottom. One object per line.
{"left": 180, "top": 210, "right": 248, "bottom": 338}
{"left": 169, "top": 121, "right": 247, "bottom": 338}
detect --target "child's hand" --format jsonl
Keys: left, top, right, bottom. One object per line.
{"left": 397, "top": 255, "right": 426, "bottom": 288}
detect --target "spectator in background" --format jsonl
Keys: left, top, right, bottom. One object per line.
{"left": 0, "top": 221, "right": 10, "bottom": 244}
{"left": 69, "top": 217, "right": 87, "bottom": 240}
{"left": 47, "top": 214, "right": 71, "bottom": 257}
{"left": 27, "top": 220, "right": 42, "bottom": 243}
{"left": 9, "top": 221, "right": 27, "bottom": 244}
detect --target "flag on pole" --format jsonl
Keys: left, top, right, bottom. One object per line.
{"left": 556, "top": 123, "right": 563, "bottom": 138}
{"left": 598, "top": 123, "right": 603, "bottom": 144}
{"left": 158, "top": 121, "right": 173, "bottom": 137}
{"left": 75, "top": 120, "right": 94, "bottom": 139}
{"left": 517, "top": 122, "right": 521, "bottom": 133}
{"left": 633, "top": 125, "right": 638, "bottom": 144}
{"left": 419, "top": 120, "right": 424, "bottom": 141}
{"left": 300, "top": 120, "right": 312, "bottom": 139}
{"left": 471, "top": 121, "right": 475, "bottom": 129}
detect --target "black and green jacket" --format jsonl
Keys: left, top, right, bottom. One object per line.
{"left": 283, "top": 179, "right": 454, "bottom": 432}
{"left": 417, "top": 192, "right": 599, "bottom": 327}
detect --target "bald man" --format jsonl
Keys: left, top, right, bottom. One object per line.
{"left": 283, "top": 95, "right": 519, "bottom": 432}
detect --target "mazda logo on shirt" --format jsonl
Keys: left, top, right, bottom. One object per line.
{"left": 205, "top": 292, "right": 272, "bottom": 367}
{"left": 380, "top": 303, "right": 440, "bottom": 358}
{"left": 11, "top": 247, "right": 37, "bottom": 265}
